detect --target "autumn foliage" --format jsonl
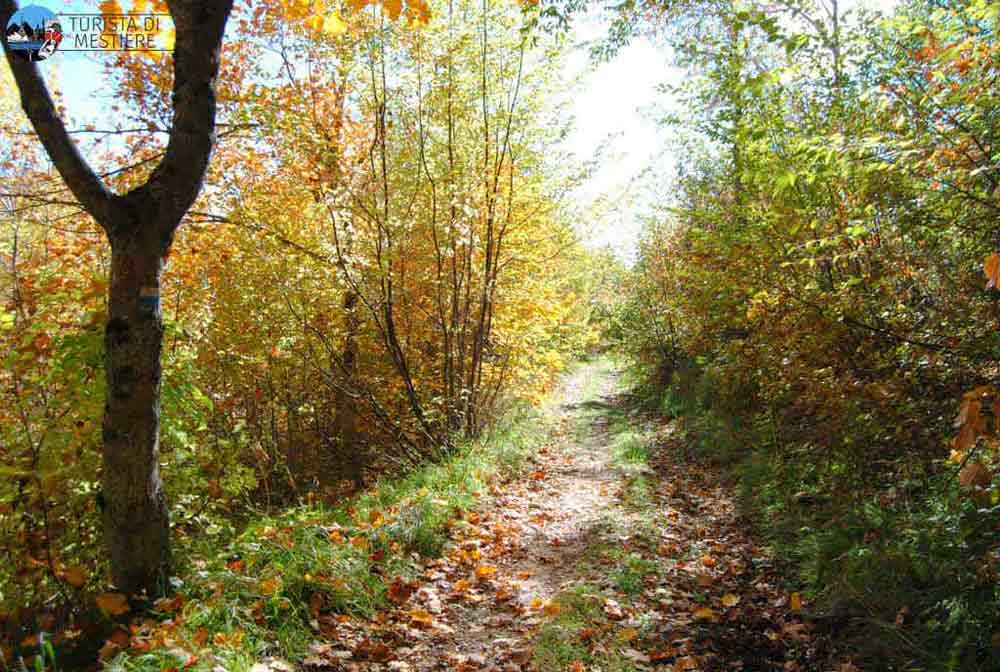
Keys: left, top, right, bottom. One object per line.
{"left": 0, "top": 0, "right": 596, "bottom": 659}
{"left": 612, "top": 0, "right": 1000, "bottom": 668}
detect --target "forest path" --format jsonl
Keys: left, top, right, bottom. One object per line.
{"left": 404, "top": 359, "right": 626, "bottom": 670}
{"left": 328, "top": 359, "right": 818, "bottom": 671}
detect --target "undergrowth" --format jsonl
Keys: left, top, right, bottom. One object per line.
{"left": 634, "top": 361, "right": 1000, "bottom": 672}
{"left": 107, "top": 403, "right": 553, "bottom": 672}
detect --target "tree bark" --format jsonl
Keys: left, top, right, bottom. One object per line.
{"left": 102, "top": 226, "right": 170, "bottom": 593}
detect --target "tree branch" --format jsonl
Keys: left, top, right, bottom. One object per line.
{"left": 1, "top": 0, "right": 116, "bottom": 225}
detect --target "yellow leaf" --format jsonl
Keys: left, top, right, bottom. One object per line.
{"left": 542, "top": 600, "right": 561, "bottom": 616}
{"left": 722, "top": 593, "right": 741, "bottom": 608}
{"left": 322, "top": 12, "right": 347, "bottom": 35}
{"left": 96, "top": 592, "right": 130, "bottom": 617}
{"left": 790, "top": 592, "right": 803, "bottom": 612}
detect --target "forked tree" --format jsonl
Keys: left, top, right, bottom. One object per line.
{"left": 0, "top": 0, "right": 233, "bottom": 594}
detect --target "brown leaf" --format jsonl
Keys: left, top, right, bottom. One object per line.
{"left": 354, "top": 638, "right": 393, "bottom": 662}
{"left": 63, "top": 565, "right": 88, "bottom": 588}
{"left": 387, "top": 577, "right": 415, "bottom": 604}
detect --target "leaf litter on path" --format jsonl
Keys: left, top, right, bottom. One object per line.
{"left": 299, "top": 363, "right": 844, "bottom": 671}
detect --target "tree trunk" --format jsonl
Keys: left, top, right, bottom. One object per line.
{"left": 3, "top": 0, "right": 233, "bottom": 596}
{"left": 101, "top": 229, "right": 169, "bottom": 594}
{"left": 335, "top": 291, "right": 362, "bottom": 488}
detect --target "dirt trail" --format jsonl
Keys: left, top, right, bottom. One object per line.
{"left": 401, "top": 361, "right": 627, "bottom": 670}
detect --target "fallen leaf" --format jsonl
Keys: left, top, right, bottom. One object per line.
{"left": 474, "top": 564, "right": 497, "bottom": 581}
{"left": 722, "top": 593, "right": 741, "bottom": 607}
{"left": 692, "top": 606, "right": 718, "bottom": 622}
{"left": 409, "top": 608, "right": 434, "bottom": 628}
{"left": 603, "top": 598, "right": 625, "bottom": 620}
{"left": 354, "top": 638, "right": 393, "bottom": 662}
{"left": 387, "top": 577, "right": 415, "bottom": 604}
{"left": 63, "top": 566, "right": 88, "bottom": 588}
{"left": 618, "top": 627, "right": 639, "bottom": 642}
{"left": 96, "top": 592, "right": 130, "bottom": 617}
{"left": 259, "top": 577, "right": 282, "bottom": 595}
{"left": 790, "top": 592, "right": 802, "bottom": 612}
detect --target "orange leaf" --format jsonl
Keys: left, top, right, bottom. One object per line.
{"left": 692, "top": 606, "right": 718, "bottom": 622}
{"left": 258, "top": 577, "right": 282, "bottom": 595}
{"left": 63, "top": 565, "right": 88, "bottom": 588}
{"left": 383, "top": 0, "right": 402, "bottom": 20}
{"left": 474, "top": 564, "right": 497, "bottom": 580}
{"left": 790, "top": 592, "right": 803, "bottom": 612}
{"left": 985, "top": 253, "right": 1000, "bottom": 289}
{"left": 382, "top": 0, "right": 403, "bottom": 21}
{"left": 409, "top": 607, "right": 434, "bottom": 628}
{"left": 96, "top": 592, "right": 130, "bottom": 617}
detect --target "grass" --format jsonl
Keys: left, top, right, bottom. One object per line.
{"left": 531, "top": 585, "right": 639, "bottom": 672}
{"left": 108, "top": 404, "right": 556, "bottom": 672}
{"left": 612, "top": 552, "right": 658, "bottom": 596}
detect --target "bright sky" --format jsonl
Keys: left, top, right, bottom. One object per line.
{"left": 559, "top": 13, "right": 679, "bottom": 259}
{"left": 9, "top": 0, "right": 899, "bottom": 260}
